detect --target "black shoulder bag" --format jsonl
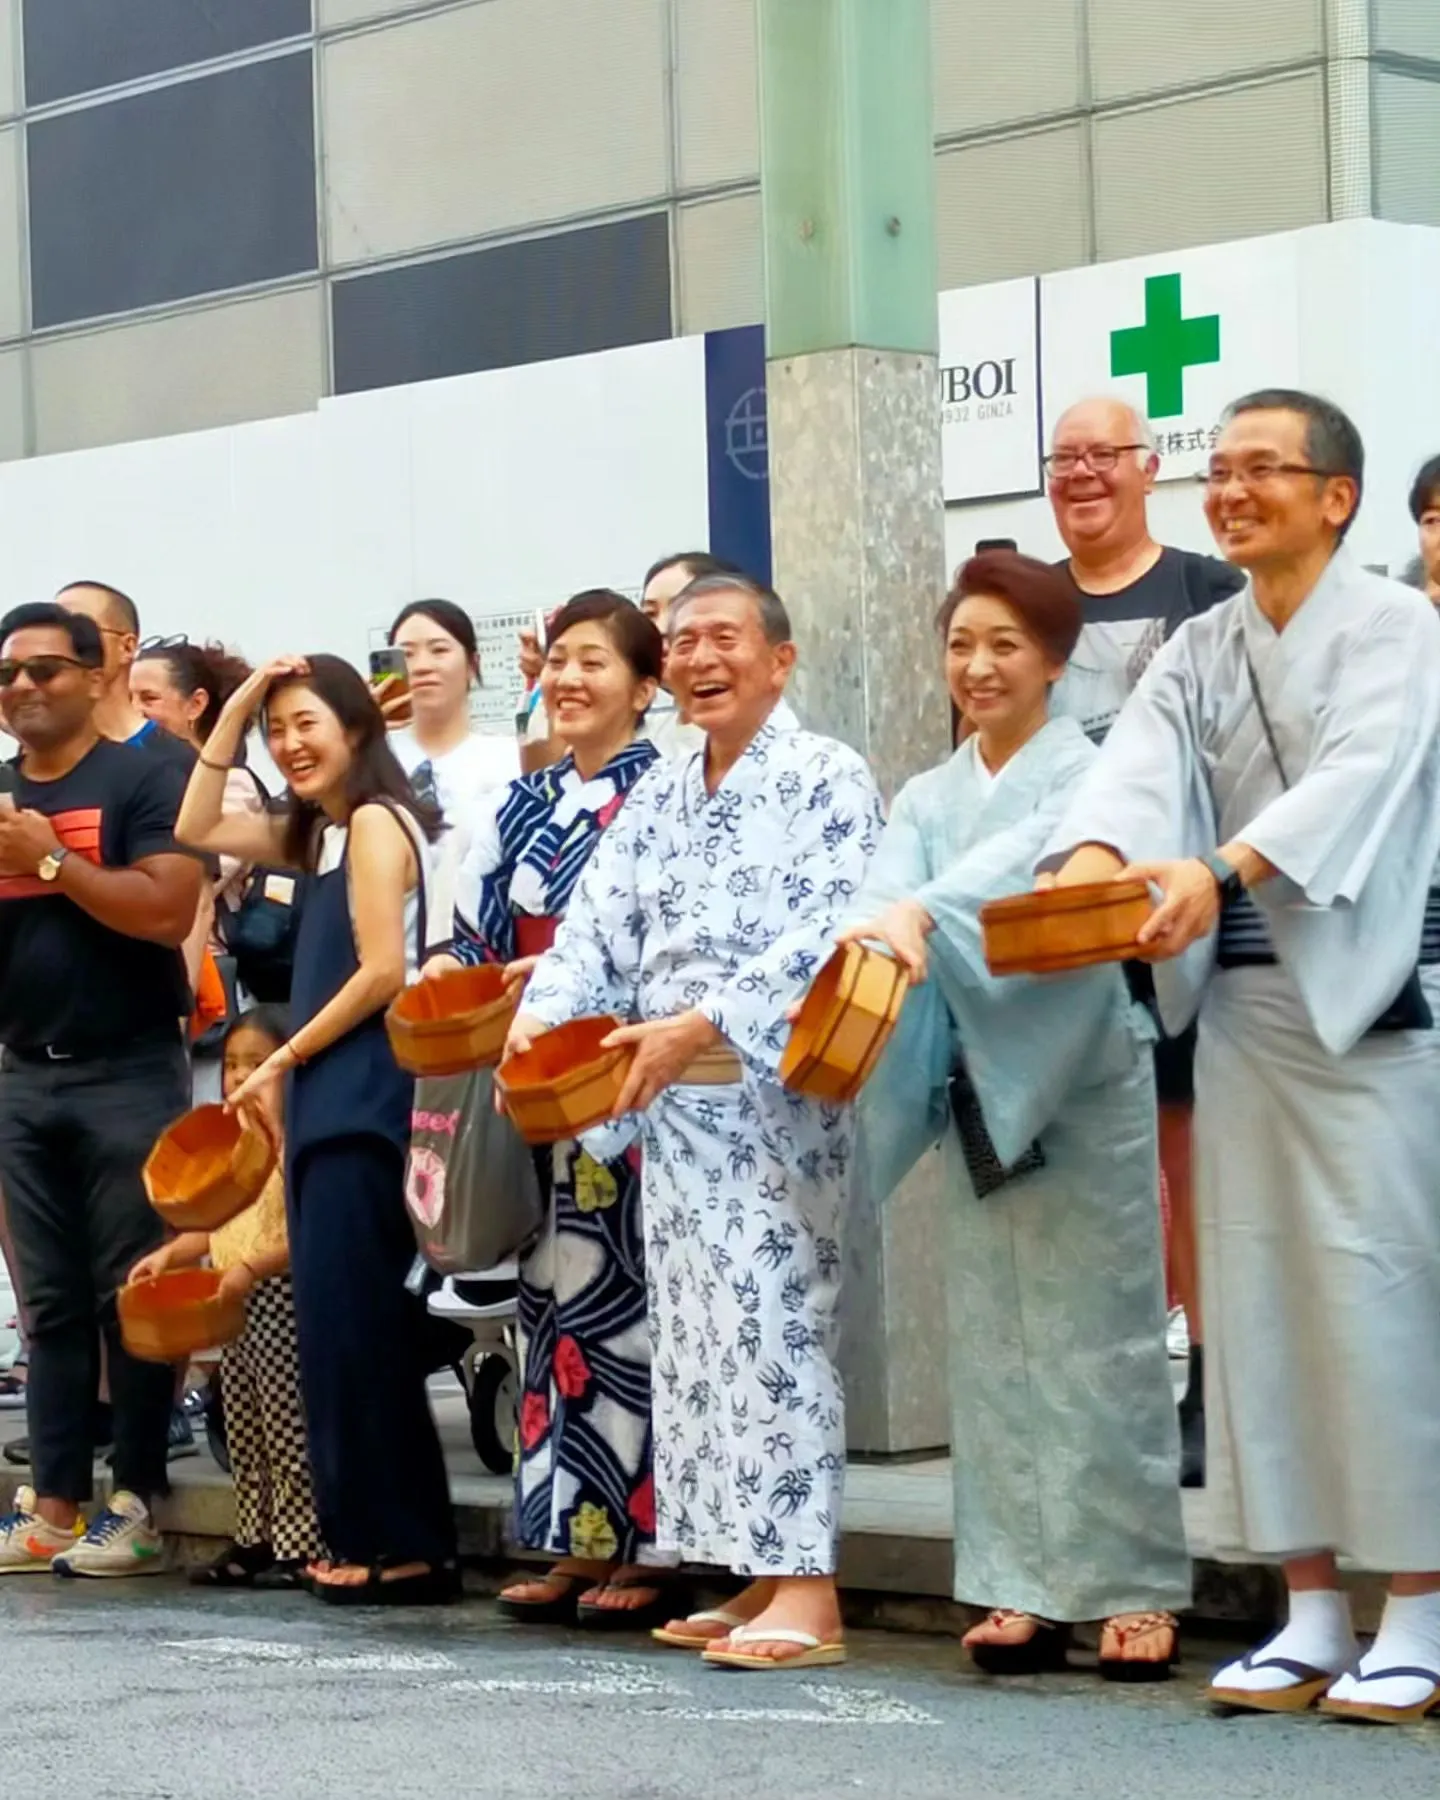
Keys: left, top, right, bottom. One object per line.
{"left": 1244, "top": 649, "right": 1431, "bottom": 1034}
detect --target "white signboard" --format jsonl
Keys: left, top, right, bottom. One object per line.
{"left": 937, "top": 277, "right": 1042, "bottom": 502}
{"left": 1039, "top": 236, "right": 1303, "bottom": 481}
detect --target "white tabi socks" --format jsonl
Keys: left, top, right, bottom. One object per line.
{"left": 1325, "top": 1591, "right": 1440, "bottom": 1715}
{"left": 1212, "top": 1588, "right": 1356, "bottom": 1696}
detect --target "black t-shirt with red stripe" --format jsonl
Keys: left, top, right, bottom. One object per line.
{"left": 0, "top": 738, "right": 190, "bottom": 1055}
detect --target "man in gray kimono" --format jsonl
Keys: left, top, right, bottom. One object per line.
{"left": 1045, "top": 389, "right": 1440, "bottom": 1725}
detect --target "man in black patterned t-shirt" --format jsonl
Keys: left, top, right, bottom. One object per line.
{"left": 1044, "top": 394, "right": 1244, "bottom": 1490}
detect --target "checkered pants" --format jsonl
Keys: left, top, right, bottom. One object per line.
{"left": 220, "top": 1276, "right": 324, "bottom": 1562}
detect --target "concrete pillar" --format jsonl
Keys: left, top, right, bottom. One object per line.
{"left": 758, "top": 0, "right": 951, "bottom": 1454}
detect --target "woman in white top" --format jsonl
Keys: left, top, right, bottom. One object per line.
{"left": 384, "top": 600, "right": 518, "bottom": 942}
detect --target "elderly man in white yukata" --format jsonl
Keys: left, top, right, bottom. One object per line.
{"left": 1045, "top": 389, "right": 1440, "bottom": 1726}
{"left": 506, "top": 572, "right": 884, "bottom": 1671}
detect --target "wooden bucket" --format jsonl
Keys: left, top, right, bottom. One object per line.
{"left": 495, "top": 1015, "right": 633, "bottom": 1145}
{"left": 980, "top": 879, "right": 1154, "bottom": 976}
{"left": 779, "top": 942, "right": 909, "bottom": 1105}
{"left": 118, "top": 1268, "right": 246, "bottom": 1364}
{"left": 386, "top": 965, "right": 518, "bottom": 1076}
{"left": 143, "top": 1105, "right": 275, "bottom": 1233}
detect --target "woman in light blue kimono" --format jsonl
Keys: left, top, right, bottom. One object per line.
{"left": 843, "top": 549, "right": 1190, "bottom": 1679}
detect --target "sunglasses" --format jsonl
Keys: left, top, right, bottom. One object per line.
{"left": 0, "top": 654, "right": 91, "bottom": 688}
{"left": 138, "top": 633, "right": 188, "bottom": 652}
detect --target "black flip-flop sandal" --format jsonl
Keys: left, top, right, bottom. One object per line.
{"left": 495, "top": 1570, "right": 590, "bottom": 1625}
{"left": 967, "top": 1611, "right": 1073, "bottom": 1675}
{"left": 575, "top": 1576, "right": 683, "bottom": 1633}
{"left": 315, "top": 1560, "right": 462, "bottom": 1608}
{"left": 190, "top": 1542, "right": 275, "bottom": 1589}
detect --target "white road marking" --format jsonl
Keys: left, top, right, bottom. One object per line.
{"left": 160, "top": 1644, "right": 935, "bottom": 1723}
{"left": 163, "top": 1637, "right": 458, "bottom": 1673}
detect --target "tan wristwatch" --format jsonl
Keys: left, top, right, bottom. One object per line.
{"left": 37, "top": 847, "right": 70, "bottom": 883}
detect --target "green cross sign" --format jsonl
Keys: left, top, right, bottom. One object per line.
{"left": 1109, "top": 273, "right": 1220, "bottom": 420}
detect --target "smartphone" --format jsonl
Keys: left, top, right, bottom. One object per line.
{"left": 532, "top": 608, "right": 548, "bottom": 654}
{"left": 975, "top": 537, "right": 1018, "bottom": 553}
{"left": 368, "top": 646, "right": 409, "bottom": 696}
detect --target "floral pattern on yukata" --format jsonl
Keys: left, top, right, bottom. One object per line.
{"left": 524, "top": 706, "right": 885, "bottom": 1574}
{"left": 450, "top": 743, "right": 660, "bottom": 1561}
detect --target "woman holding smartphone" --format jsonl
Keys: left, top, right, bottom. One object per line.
{"left": 379, "top": 601, "right": 519, "bottom": 948}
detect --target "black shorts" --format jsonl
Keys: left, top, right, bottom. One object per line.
{"left": 1152, "top": 1021, "right": 1197, "bottom": 1106}
{"left": 1124, "top": 960, "right": 1196, "bottom": 1105}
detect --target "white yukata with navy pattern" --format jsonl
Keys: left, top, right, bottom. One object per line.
{"left": 522, "top": 700, "right": 884, "bottom": 1576}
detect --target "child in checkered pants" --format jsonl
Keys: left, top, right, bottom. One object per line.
{"left": 130, "top": 1007, "right": 323, "bottom": 1586}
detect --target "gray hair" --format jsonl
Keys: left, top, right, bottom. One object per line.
{"left": 1222, "top": 387, "right": 1365, "bottom": 540}
{"left": 1051, "top": 394, "right": 1156, "bottom": 465}
{"left": 667, "top": 572, "right": 793, "bottom": 647}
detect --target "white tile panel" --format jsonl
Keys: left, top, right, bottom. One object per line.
{"left": 0, "top": 3, "right": 15, "bottom": 117}
{"left": 0, "top": 128, "right": 22, "bottom": 340}
{"left": 675, "top": 0, "right": 759, "bottom": 188}
{"left": 319, "top": 0, "right": 433, "bottom": 26}
{"left": 932, "top": 0, "right": 1084, "bottom": 136}
{"left": 321, "top": 0, "right": 670, "bottom": 263}
{"left": 1093, "top": 75, "right": 1327, "bottom": 262}
{"left": 1087, "top": 0, "right": 1323, "bottom": 103}
{"left": 934, "top": 126, "right": 1089, "bottom": 288}
{"left": 1374, "top": 71, "right": 1440, "bottom": 225}
{"left": 677, "top": 191, "right": 763, "bottom": 333}
{"left": 32, "top": 286, "right": 325, "bottom": 455}
{"left": 0, "top": 347, "right": 24, "bottom": 461}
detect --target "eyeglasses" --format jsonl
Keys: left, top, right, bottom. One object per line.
{"left": 1196, "top": 461, "right": 1340, "bottom": 491}
{"left": 1044, "top": 444, "right": 1147, "bottom": 477}
{"left": 0, "top": 654, "right": 89, "bottom": 688}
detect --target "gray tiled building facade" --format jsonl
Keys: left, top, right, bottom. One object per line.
{"left": 0, "top": 0, "right": 1435, "bottom": 461}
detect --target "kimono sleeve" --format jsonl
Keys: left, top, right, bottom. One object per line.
{"left": 522, "top": 802, "right": 644, "bottom": 1027}
{"left": 1239, "top": 603, "right": 1440, "bottom": 907}
{"left": 698, "top": 749, "right": 885, "bottom": 1078}
{"left": 846, "top": 782, "right": 934, "bottom": 913}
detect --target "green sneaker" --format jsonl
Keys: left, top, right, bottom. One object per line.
{"left": 52, "top": 1490, "right": 165, "bottom": 1579}
{"left": 0, "top": 1485, "right": 83, "bottom": 1573}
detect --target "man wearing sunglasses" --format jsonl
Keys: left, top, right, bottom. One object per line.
{"left": 1041, "top": 394, "right": 1246, "bottom": 1494}
{"left": 0, "top": 603, "right": 200, "bottom": 1579}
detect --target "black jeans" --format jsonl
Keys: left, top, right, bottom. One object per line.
{"left": 0, "top": 1037, "right": 190, "bottom": 1504}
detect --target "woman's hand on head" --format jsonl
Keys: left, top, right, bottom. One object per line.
{"left": 221, "top": 657, "right": 309, "bottom": 730}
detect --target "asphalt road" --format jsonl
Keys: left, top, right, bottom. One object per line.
{"left": 2, "top": 1579, "right": 1436, "bottom": 1799}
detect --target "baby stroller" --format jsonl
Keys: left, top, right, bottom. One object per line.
{"left": 423, "top": 1264, "right": 520, "bottom": 1476}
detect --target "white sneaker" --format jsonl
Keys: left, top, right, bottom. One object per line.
{"left": 0, "top": 1485, "right": 83, "bottom": 1574}
{"left": 52, "top": 1490, "right": 165, "bottom": 1579}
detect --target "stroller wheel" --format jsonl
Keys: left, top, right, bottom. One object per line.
{"left": 204, "top": 1382, "right": 231, "bottom": 1475}
{"left": 468, "top": 1352, "right": 516, "bottom": 1475}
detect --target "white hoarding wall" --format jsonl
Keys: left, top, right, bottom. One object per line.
{"left": 0, "top": 334, "right": 711, "bottom": 725}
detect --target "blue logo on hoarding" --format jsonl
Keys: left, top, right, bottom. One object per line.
{"left": 705, "top": 325, "right": 772, "bottom": 584}
{"left": 725, "top": 386, "right": 769, "bottom": 482}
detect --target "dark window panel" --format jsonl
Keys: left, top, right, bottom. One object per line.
{"left": 331, "top": 213, "right": 673, "bottom": 395}
{"left": 28, "top": 54, "right": 318, "bottom": 329}
{"left": 23, "top": 0, "right": 312, "bottom": 107}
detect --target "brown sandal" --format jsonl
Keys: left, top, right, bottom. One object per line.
{"left": 1098, "top": 1611, "right": 1179, "bottom": 1683}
